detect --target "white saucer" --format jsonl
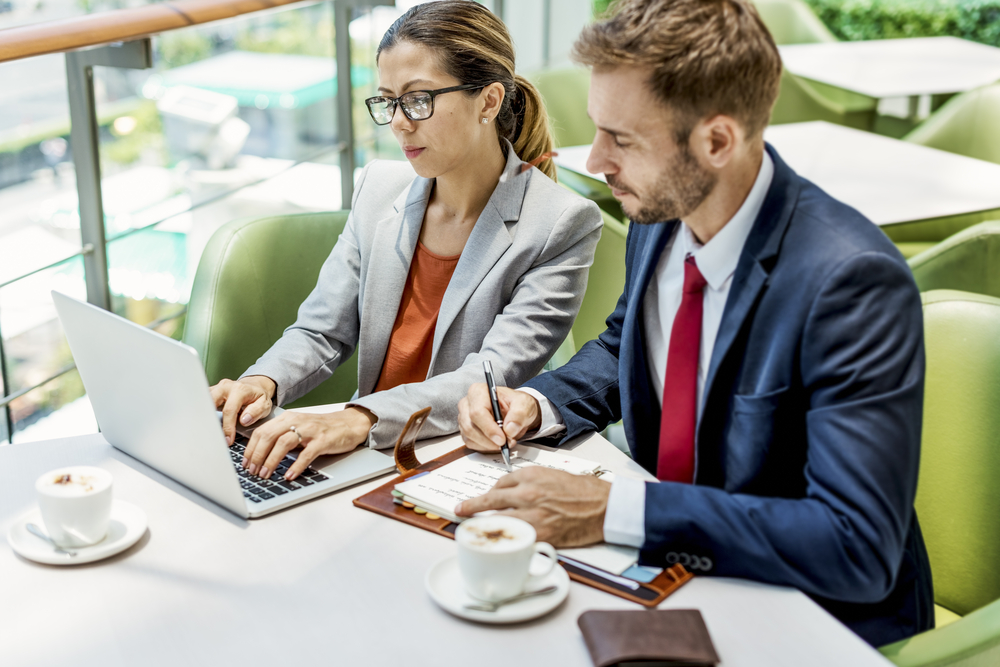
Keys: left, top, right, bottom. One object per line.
{"left": 425, "top": 555, "right": 569, "bottom": 624}
{"left": 7, "top": 500, "right": 148, "bottom": 566}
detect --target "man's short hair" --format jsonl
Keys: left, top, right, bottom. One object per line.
{"left": 573, "top": 0, "right": 782, "bottom": 141}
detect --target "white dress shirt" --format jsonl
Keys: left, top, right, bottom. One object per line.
{"left": 523, "top": 152, "right": 774, "bottom": 548}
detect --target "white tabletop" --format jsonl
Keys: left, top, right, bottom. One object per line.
{"left": 554, "top": 122, "right": 1000, "bottom": 226}
{"left": 778, "top": 36, "right": 1000, "bottom": 99}
{"left": 0, "top": 429, "right": 891, "bottom": 667}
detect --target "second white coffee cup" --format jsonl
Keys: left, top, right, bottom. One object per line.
{"left": 455, "top": 515, "right": 557, "bottom": 602}
{"left": 35, "top": 466, "right": 113, "bottom": 548}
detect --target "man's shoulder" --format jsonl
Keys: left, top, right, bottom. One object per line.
{"left": 782, "top": 173, "right": 907, "bottom": 271}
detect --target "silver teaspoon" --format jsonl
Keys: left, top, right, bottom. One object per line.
{"left": 464, "top": 585, "right": 558, "bottom": 612}
{"left": 26, "top": 523, "right": 78, "bottom": 557}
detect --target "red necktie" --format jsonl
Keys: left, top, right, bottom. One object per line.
{"left": 657, "top": 255, "right": 707, "bottom": 482}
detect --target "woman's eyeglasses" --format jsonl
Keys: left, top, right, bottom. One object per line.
{"left": 365, "top": 84, "right": 487, "bottom": 125}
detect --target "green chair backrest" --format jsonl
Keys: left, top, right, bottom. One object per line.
{"left": 908, "top": 220, "right": 1000, "bottom": 300}
{"left": 770, "top": 69, "right": 876, "bottom": 130}
{"left": 527, "top": 67, "right": 596, "bottom": 149}
{"left": 571, "top": 209, "right": 628, "bottom": 349}
{"left": 183, "top": 211, "right": 359, "bottom": 408}
{"left": 753, "top": 0, "right": 837, "bottom": 44}
{"left": 918, "top": 290, "right": 1000, "bottom": 616}
{"left": 556, "top": 166, "right": 625, "bottom": 222}
{"left": 904, "top": 83, "right": 1000, "bottom": 166}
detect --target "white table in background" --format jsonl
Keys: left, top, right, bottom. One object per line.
{"left": 554, "top": 122, "right": 1000, "bottom": 227}
{"left": 1, "top": 426, "right": 892, "bottom": 667}
{"left": 779, "top": 36, "right": 1000, "bottom": 104}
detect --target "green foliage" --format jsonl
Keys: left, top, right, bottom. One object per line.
{"left": 591, "top": 0, "right": 1000, "bottom": 46}
{"left": 592, "top": 0, "right": 618, "bottom": 17}
{"left": 76, "top": 0, "right": 129, "bottom": 11}
{"left": 235, "top": 9, "right": 334, "bottom": 58}
{"left": 102, "top": 101, "right": 165, "bottom": 167}
{"left": 157, "top": 31, "right": 213, "bottom": 69}
{"left": 804, "top": 0, "right": 1000, "bottom": 46}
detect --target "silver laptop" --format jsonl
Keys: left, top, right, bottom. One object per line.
{"left": 52, "top": 290, "right": 395, "bottom": 518}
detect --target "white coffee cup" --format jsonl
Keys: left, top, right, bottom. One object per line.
{"left": 455, "top": 515, "right": 558, "bottom": 602}
{"left": 35, "top": 466, "right": 113, "bottom": 548}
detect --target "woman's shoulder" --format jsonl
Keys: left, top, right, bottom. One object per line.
{"left": 519, "top": 169, "right": 603, "bottom": 227}
{"left": 352, "top": 159, "right": 419, "bottom": 213}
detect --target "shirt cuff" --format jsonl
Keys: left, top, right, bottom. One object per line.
{"left": 602, "top": 475, "right": 646, "bottom": 548}
{"left": 519, "top": 387, "right": 566, "bottom": 439}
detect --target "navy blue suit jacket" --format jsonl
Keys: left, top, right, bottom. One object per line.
{"left": 525, "top": 146, "right": 934, "bottom": 646}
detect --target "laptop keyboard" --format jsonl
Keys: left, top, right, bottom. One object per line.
{"left": 228, "top": 441, "right": 329, "bottom": 503}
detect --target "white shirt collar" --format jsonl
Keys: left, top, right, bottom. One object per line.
{"left": 681, "top": 151, "right": 774, "bottom": 291}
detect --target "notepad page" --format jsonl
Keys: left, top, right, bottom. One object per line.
{"left": 394, "top": 448, "right": 601, "bottom": 520}
{"left": 394, "top": 449, "right": 640, "bottom": 575}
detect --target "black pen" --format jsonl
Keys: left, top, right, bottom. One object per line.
{"left": 482, "top": 360, "right": 512, "bottom": 472}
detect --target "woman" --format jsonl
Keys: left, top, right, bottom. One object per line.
{"left": 211, "top": 0, "right": 602, "bottom": 482}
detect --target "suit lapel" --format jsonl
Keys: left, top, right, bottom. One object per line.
{"left": 696, "top": 145, "right": 801, "bottom": 484}
{"left": 357, "top": 177, "right": 432, "bottom": 393}
{"left": 430, "top": 146, "right": 526, "bottom": 374}
{"left": 622, "top": 220, "right": 677, "bottom": 475}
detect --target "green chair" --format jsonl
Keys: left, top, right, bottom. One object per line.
{"left": 883, "top": 211, "right": 1000, "bottom": 261}
{"left": 183, "top": 211, "right": 359, "bottom": 408}
{"left": 878, "top": 289, "right": 1000, "bottom": 666}
{"left": 568, "top": 207, "right": 630, "bottom": 455}
{"left": 770, "top": 69, "right": 877, "bottom": 130}
{"left": 571, "top": 209, "right": 628, "bottom": 350}
{"left": 543, "top": 331, "right": 577, "bottom": 371}
{"left": 530, "top": 67, "right": 624, "bottom": 220}
{"left": 904, "top": 83, "right": 1000, "bottom": 167}
{"left": 908, "top": 220, "right": 1000, "bottom": 298}
{"left": 526, "top": 66, "right": 596, "bottom": 149}
{"left": 879, "top": 155, "right": 1000, "bottom": 258}
{"left": 755, "top": 0, "right": 879, "bottom": 131}
{"left": 556, "top": 166, "right": 624, "bottom": 222}
{"left": 753, "top": 0, "right": 836, "bottom": 44}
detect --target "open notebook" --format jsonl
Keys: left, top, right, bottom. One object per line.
{"left": 394, "top": 448, "right": 640, "bottom": 575}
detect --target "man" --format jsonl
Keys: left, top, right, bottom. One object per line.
{"left": 455, "top": 0, "right": 933, "bottom": 647}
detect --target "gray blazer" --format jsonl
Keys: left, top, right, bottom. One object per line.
{"left": 243, "top": 145, "right": 602, "bottom": 448}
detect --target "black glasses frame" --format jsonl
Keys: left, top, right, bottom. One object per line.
{"left": 365, "top": 83, "right": 487, "bottom": 125}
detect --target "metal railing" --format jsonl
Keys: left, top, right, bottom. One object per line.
{"left": 0, "top": 0, "right": 392, "bottom": 443}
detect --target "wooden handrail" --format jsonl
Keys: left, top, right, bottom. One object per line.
{"left": 0, "top": 0, "right": 311, "bottom": 64}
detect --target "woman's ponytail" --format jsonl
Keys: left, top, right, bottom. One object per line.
{"left": 511, "top": 75, "right": 556, "bottom": 180}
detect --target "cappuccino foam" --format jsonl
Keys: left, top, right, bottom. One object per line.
{"left": 37, "top": 468, "right": 111, "bottom": 497}
{"left": 457, "top": 516, "right": 534, "bottom": 553}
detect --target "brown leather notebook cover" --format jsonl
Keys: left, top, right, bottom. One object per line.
{"left": 578, "top": 609, "right": 720, "bottom": 666}
{"left": 352, "top": 408, "right": 694, "bottom": 607}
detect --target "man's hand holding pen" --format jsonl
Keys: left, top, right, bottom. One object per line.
{"left": 482, "top": 361, "right": 513, "bottom": 470}
{"left": 457, "top": 380, "right": 611, "bottom": 548}
{"left": 457, "top": 382, "right": 542, "bottom": 454}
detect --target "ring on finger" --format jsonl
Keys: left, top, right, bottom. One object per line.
{"left": 288, "top": 425, "right": 302, "bottom": 446}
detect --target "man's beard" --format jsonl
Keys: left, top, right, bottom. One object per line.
{"left": 608, "top": 144, "right": 717, "bottom": 225}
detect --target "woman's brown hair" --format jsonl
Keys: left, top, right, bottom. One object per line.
{"left": 377, "top": 0, "right": 557, "bottom": 179}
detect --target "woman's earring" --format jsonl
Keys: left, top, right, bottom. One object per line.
{"left": 481, "top": 117, "right": 489, "bottom": 124}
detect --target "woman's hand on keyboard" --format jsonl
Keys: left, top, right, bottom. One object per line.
{"left": 210, "top": 376, "right": 276, "bottom": 446}
{"left": 242, "top": 407, "right": 377, "bottom": 481}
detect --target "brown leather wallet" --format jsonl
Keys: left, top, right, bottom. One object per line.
{"left": 578, "top": 609, "right": 720, "bottom": 666}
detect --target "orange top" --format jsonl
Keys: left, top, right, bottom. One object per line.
{"left": 374, "top": 242, "right": 461, "bottom": 392}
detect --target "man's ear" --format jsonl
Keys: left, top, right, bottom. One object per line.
{"left": 690, "top": 114, "right": 742, "bottom": 169}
